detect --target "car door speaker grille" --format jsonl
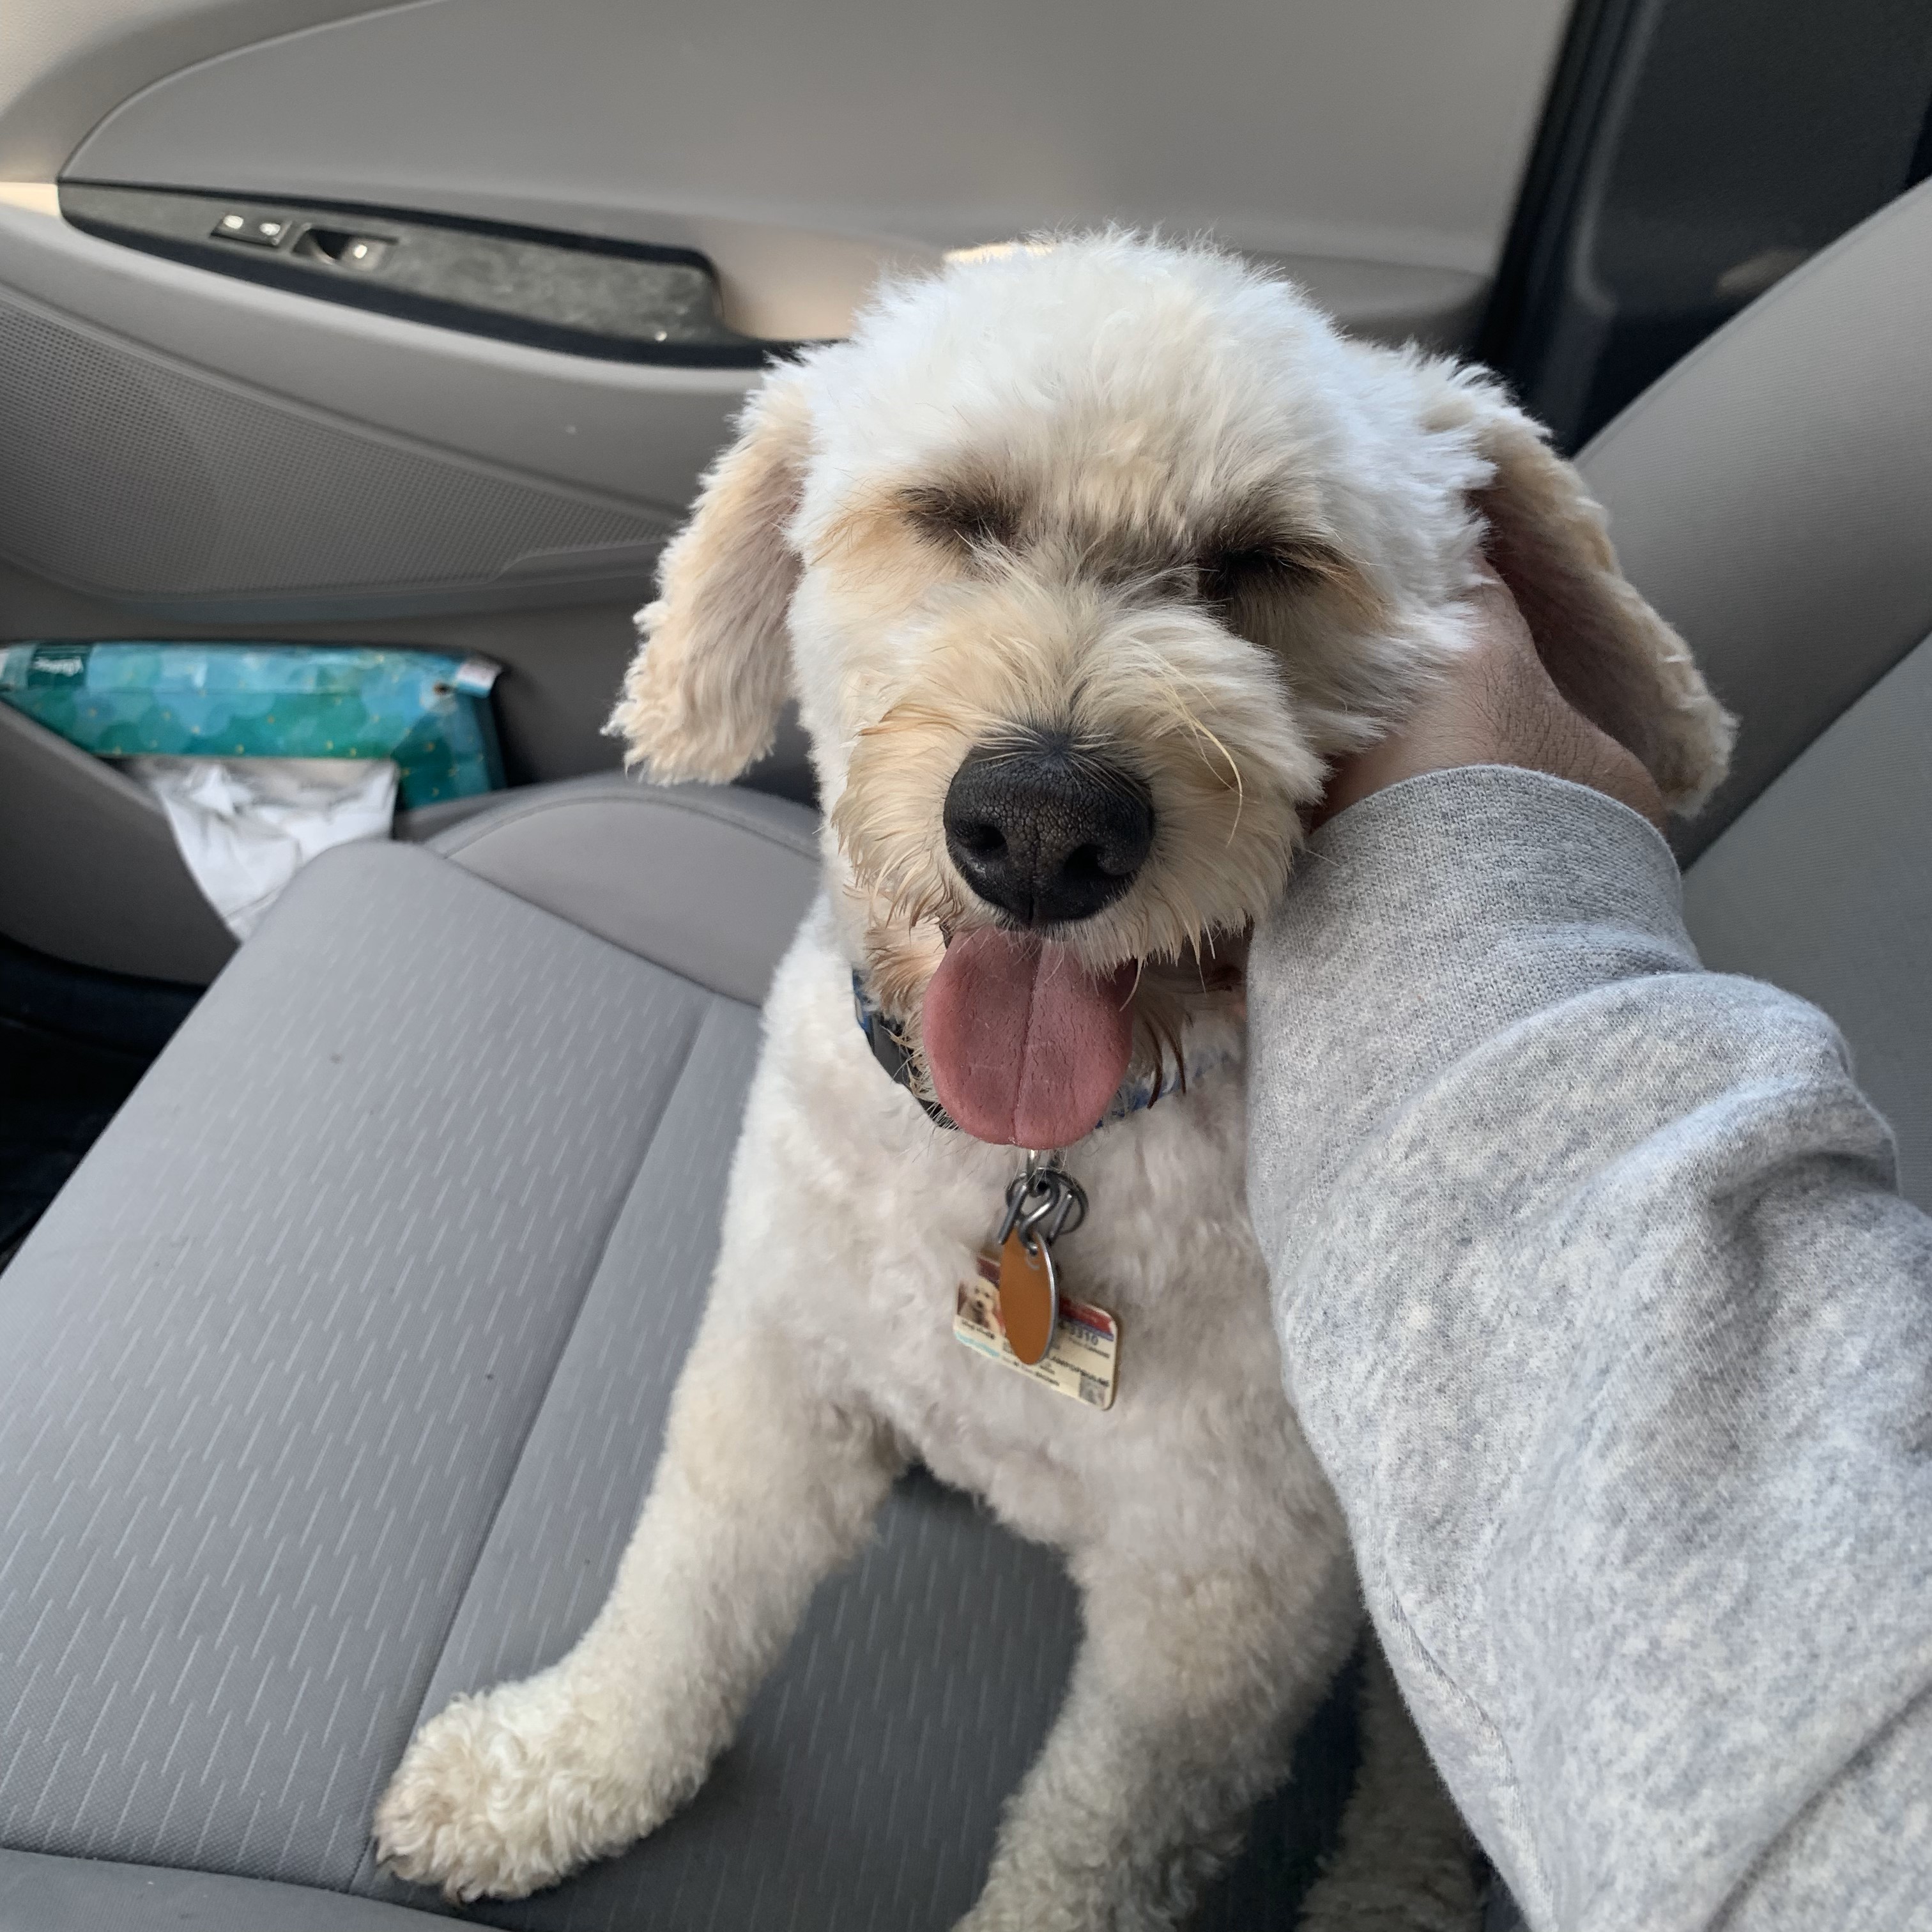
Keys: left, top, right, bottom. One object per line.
{"left": 0, "top": 287, "right": 671, "bottom": 616}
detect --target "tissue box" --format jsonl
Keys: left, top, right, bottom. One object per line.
{"left": 0, "top": 643, "right": 505, "bottom": 809}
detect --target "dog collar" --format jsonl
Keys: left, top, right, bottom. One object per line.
{"left": 851, "top": 970, "right": 1221, "bottom": 1136}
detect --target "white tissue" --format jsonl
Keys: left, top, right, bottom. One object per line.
{"left": 126, "top": 756, "right": 398, "bottom": 940}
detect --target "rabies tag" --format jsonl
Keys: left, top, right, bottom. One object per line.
{"left": 956, "top": 1250, "right": 1119, "bottom": 1411}
{"left": 997, "top": 1223, "right": 1057, "bottom": 1365}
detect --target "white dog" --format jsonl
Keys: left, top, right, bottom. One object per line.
{"left": 374, "top": 235, "right": 1731, "bottom": 1928}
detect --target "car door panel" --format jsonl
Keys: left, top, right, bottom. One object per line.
{"left": 55, "top": 0, "right": 1574, "bottom": 344}
{"left": 1, "top": 0, "right": 1583, "bottom": 634}
{"left": 0, "top": 190, "right": 754, "bottom": 618}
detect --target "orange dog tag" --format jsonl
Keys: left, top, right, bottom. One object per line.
{"left": 997, "top": 1225, "right": 1059, "bottom": 1365}
{"left": 955, "top": 1251, "right": 1120, "bottom": 1409}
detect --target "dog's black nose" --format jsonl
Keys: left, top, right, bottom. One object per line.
{"left": 943, "top": 735, "right": 1154, "bottom": 926}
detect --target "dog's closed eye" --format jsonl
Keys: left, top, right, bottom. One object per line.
{"left": 901, "top": 480, "right": 1023, "bottom": 558}
{"left": 1198, "top": 538, "right": 1339, "bottom": 611}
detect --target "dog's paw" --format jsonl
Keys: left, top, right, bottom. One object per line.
{"left": 372, "top": 1675, "right": 677, "bottom": 1902}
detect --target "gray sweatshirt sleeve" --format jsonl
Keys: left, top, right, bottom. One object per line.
{"left": 1246, "top": 765, "right": 1932, "bottom": 1932}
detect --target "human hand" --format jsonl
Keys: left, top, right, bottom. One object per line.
{"left": 1319, "top": 571, "right": 1667, "bottom": 831}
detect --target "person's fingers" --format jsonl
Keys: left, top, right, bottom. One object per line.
{"left": 1545, "top": 705, "right": 1669, "bottom": 830}
{"left": 1315, "top": 578, "right": 1522, "bottom": 822}
{"left": 1317, "top": 572, "right": 1668, "bottom": 831}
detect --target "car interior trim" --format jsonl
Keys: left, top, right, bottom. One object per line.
{"left": 60, "top": 181, "right": 795, "bottom": 367}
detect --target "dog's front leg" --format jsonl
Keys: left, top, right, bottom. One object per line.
{"left": 962, "top": 1526, "right": 1358, "bottom": 1932}
{"left": 373, "top": 1313, "right": 901, "bottom": 1902}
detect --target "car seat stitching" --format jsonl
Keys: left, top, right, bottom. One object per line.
{"left": 435, "top": 786, "right": 820, "bottom": 863}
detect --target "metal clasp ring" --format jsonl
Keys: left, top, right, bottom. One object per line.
{"left": 996, "top": 1151, "right": 1089, "bottom": 1255}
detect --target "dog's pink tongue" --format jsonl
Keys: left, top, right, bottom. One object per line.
{"left": 921, "top": 930, "right": 1135, "bottom": 1148}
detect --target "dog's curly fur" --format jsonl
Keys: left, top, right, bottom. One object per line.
{"left": 374, "top": 235, "right": 1732, "bottom": 1926}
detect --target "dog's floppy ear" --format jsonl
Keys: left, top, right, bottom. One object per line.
{"left": 1432, "top": 374, "right": 1735, "bottom": 815}
{"left": 610, "top": 368, "right": 813, "bottom": 783}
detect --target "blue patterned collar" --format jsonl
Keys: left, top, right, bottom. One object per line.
{"left": 851, "top": 969, "right": 1224, "bottom": 1137}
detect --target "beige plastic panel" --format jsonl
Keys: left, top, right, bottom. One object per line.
{"left": 0, "top": 194, "right": 753, "bottom": 576}
{"left": 0, "top": 270, "right": 677, "bottom": 613}
{"left": 0, "top": 3, "right": 400, "bottom": 178}
{"left": 0, "top": 699, "right": 237, "bottom": 983}
{"left": 41, "top": 0, "right": 1572, "bottom": 346}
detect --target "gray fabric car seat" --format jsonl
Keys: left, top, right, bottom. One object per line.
{"left": 4, "top": 179, "right": 1928, "bottom": 1932}
{"left": 1575, "top": 175, "right": 1932, "bottom": 1211}
{"left": 0, "top": 778, "right": 1357, "bottom": 1932}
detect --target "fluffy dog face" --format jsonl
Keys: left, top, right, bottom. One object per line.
{"left": 613, "top": 236, "right": 1733, "bottom": 1146}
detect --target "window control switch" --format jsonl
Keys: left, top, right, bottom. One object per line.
{"left": 211, "top": 210, "right": 296, "bottom": 249}
{"left": 295, "top": 228, "right": 395, "bottom": 272}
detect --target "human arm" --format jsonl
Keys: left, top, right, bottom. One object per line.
{"left": 1249, "top": 586, "right": 1932, "bottom": 1931}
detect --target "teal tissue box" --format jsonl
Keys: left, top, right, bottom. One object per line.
{"left": 0, "top": 642, "right": 505, "bottom": 808}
